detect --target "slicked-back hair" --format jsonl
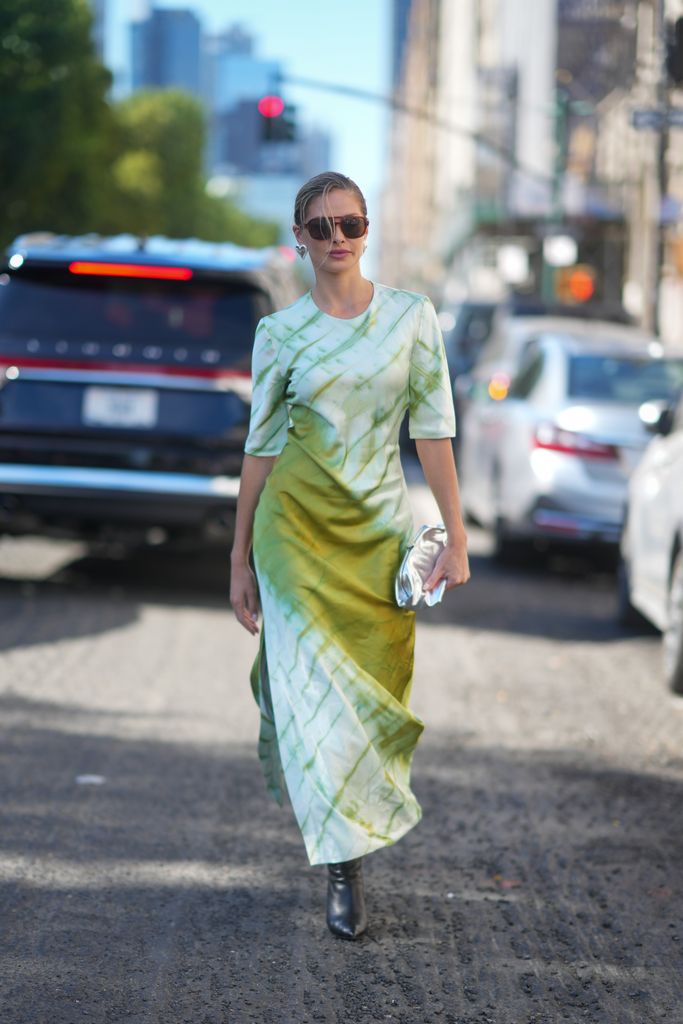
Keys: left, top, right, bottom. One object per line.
{"left": 293, "top": 171, "right": 368, "bottom": 228}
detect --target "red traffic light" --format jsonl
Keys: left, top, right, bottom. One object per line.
{"left": 258, "top": 95, "right": 285, "bottom": 118}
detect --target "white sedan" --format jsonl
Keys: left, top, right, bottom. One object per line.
{"left": 459, "top": 319, "right": 683, "bottom": 558}
{"left": 620, "top": 394, "right": 683, "bottom": 693}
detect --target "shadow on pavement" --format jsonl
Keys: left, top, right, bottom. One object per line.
{"left": 1, "top": 542, "right": 230, "bottom": 603}
{"left": 0, "top": 576, "right": 141, "bottom": 652}
{"left": 421, "top": 549, "right": 659, "bottom": 644}
{"left": 1, "top": 695, "right": 682, "bottom": 1024}
{"left": 1, "top": 536, "right": 657, "bottom": 652}
{"left": 0, "top": 544, "right": 231, "bottom": 652}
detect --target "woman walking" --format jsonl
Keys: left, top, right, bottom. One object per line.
{"left": 230, "top": 171, "right": 470, "bottom": 940}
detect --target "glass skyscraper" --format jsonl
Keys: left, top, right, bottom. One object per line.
{"left": 131, "top": 8, "right": 201, "bottom": 97}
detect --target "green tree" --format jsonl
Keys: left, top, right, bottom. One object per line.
{"left": 194, "top": 195, "right": 281, "bottom": 248}
{"left": 107, "top": 89, "right": 279, "bottom": 246}
{"left": 0, "top": 0, "right": 113, "bottom": 246}
{"left": 0, "top": 5, "right": 278, "bottom": 250}
{"left": 107, "top": 89, "right": 204, "bottom": 237}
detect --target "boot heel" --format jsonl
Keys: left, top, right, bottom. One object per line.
{"left": 326, "top": 857, "right": 368, "bottom": 939}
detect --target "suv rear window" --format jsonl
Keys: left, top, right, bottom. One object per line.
{"left": 0, "top": 266, "right": 269, "bottom": 372}
{"left": 568, "top": 354, "right": 683, "bottom": 404}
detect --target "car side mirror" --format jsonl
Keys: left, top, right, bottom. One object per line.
{"left": 639, "top": 400, "right": 674, "bottom": 436}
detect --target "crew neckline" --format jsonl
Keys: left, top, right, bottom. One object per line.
{"left": 309, "top": 282, "right": 376, "bottom": 322}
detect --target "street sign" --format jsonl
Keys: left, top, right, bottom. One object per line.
{"left": 631, "top": 107, "right": 683, "bottom": 130}
{"left": 632, "top": 109, "right": 665, "bottom": 130}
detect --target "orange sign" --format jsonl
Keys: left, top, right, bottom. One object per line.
{"left": 555, "top": 264, "right": 596, "bottom": 303}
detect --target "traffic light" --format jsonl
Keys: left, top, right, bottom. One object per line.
{"left": 554, "top": 265, "right": 596, "bottom": 303}
{"left": 258, "top": 95, "right": 297, "bottom": 143}
{"left": 667, "top": 18, "right": 683, "bottom": 84}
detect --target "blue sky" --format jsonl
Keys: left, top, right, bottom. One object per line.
{"left": 106, "top": 0, "right": 392, "bottom": 225}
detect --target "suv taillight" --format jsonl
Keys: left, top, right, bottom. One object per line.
{"left": 68, "top": 261, "right": 193, "bottom": 281}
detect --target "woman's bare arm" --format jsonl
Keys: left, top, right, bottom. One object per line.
{"left": 414, "top": 438, "right": 470, "bottom": 591}
{"left": 230, "top": 453, "right": 277, "bottom": 634}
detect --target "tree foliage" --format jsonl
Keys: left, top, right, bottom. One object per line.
{"left": 103, "top": 90, "right": 278, "bottom": 246}
{"left": 0, "top": 2, "right": 279, "bottom": 249}
{"left": 107, "top": 89, "right": 206, "bottom": 238}
{"left": 0, "top": 0, "right": 113, "bottom": 243}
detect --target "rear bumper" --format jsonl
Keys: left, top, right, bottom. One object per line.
{"left": 0, "top": 463, "right": 240, "bottom": 499}
{"left": 0, "top": 463, "right": 240, "bottom": 538}
{"left": 530, "top": 506, "right": 622, "bottom": 545}
{"left": 512, "top": 450, "right": 626, "bottom": 546}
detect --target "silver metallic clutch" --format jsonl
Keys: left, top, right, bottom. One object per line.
{"left": 395, "top": 524, "right": 448, "bottom": 609}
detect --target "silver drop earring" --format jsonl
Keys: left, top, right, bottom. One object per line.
{"left": 296, "top": 244, "right": 308, "bottom": 259}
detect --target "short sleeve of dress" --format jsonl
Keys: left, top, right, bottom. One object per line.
{"left": 408, "top": 298, "right": 456, "bottom": 439}
{"left": 244, "top": 319, "right": 289, "bottom": 456}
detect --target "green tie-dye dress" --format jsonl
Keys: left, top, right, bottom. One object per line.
{"left": 244, "top": 283, "right": 455, "bottom": 866}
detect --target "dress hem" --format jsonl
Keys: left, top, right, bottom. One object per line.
{"left": 304, "top": 804, "right": 423, "bottom": 866}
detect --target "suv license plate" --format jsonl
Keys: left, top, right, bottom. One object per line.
{"left": 82, "top": 386, "right": 159, "bottom": 428}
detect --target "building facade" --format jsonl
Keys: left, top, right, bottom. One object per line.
{"left": 127, "top": 13, "right": 331, "bottom": 244}
{"left": 381, "top": 0, "right": 558, "bottom": 297}
{"left": 205, "top": 26, "right": 281, "bottom": 173}
{"left": 202, "top": 24, "right": 331, "bottom": 239}
{"left": 90, "top": 0, "right": 107, "bottom": 60}
{"left": 131, "top": 8, "right": 202, "bottom": 97}
{"left": 593, "top": 0, "right": 683, "bottom": 342}
{"left": 382, "top": 0, "right": 645, "bottom": 321}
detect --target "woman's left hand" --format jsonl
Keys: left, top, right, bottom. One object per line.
{"left": 424, "top": 537, "right": 470, "bottom": 593}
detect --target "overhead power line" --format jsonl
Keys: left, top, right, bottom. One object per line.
{"left": 280, "top": 73, "right": 555, "bottom": 189}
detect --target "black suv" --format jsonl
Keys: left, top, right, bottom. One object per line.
{"left": 0, "top": 233, "right": 301, "bottom": 547}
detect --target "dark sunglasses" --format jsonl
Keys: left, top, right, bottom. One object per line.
{"left": 303, "top": 215, "right": 369, "bottom": 241}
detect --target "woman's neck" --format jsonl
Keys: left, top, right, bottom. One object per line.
{"left": 311, "top": 274, "right": 373, "bottom": 319}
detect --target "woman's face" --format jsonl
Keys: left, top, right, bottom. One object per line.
{"left": 294, "top": 189, "right": 368, "bottom": 273}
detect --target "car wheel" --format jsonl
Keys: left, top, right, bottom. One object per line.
{"left": 616, "top": 556, "right": 646, "bottom": 628}
{"left": 463, "top": 506, "right": 481, "bottom": 527}
{"left": 491, "top": 467, "right": 522, "bottom": 563}
{"left": 493, "top": 516, "right": 528, "bottom": 564}
{"left": 664, "top": 551, "right": 683, "bottom": 695}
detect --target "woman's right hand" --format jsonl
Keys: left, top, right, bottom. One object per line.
{"left": 230, "top": 560, "right": 261, "bottom": 635}
{"left": 229, "top": 453, "right": 277, "bottom": 636}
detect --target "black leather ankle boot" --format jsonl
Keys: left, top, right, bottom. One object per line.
{"left": 326, "top": 857, "right": 368, "bottom": 939}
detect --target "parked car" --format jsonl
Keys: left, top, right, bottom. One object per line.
{"left": 454, "top": 304, "right": 633, "bottom": 433}
{"left": 619, "top": 392, "right": 683, "bottom": 693}
{"left": 0, "top": 233, "right": 302, "bottom": 549}
{"left": 442, "top": 298, "right": 630, "bottom": 444}
{"left": 458, "top": 316, "right": 683, "bottom": 558}
{"left": 439, "top": 300, "right": 497, "bottom": 454}
{"left": 440, "top": 300, "right": 497, "bottom": 381}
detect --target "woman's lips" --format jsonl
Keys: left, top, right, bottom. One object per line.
{"left": 329, "top": 250, "right": 351, "bottom": 258}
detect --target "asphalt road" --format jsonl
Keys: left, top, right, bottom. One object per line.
{"left": 1, "top": 471, "right": 682, "bottom": 1024}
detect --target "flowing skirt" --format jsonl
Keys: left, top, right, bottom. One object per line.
{"left": 250, "top": 426, "right": 424, "bottom": 866}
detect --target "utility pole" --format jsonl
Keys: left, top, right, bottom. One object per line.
{"left": 652, "top": 0, "right": 670, "bottom": 335}
{"left": 541, "top": 88, "right": 571, "bottom": 302}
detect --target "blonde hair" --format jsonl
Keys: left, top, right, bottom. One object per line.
{"left": 293, "top": 171, "right": 368, "bottom": 227}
